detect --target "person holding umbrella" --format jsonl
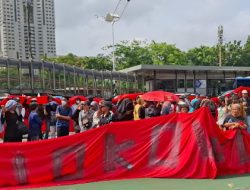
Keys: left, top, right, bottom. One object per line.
{"left": 141, "top": 91, "right": 178, "bottom": 118}
{"left": 145, "top": 101, "right": 161, "bottom": 118}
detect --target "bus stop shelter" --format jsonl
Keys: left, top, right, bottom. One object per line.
{"left": 121, "top": 65, "right": 250, "bottom": 96}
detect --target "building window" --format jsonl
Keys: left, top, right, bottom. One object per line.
{"left": 186, "top": 79, "right": 194, "bottom": 88}
{"left": 178, "top": 79, "right": 185, "bottom": 88}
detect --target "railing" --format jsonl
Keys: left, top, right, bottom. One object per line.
{"left": 0, "top": 58, "right": 140, "bottom": 98}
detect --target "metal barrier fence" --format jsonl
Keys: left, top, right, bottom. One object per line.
{"left": 0, "top": 58, "right": 139, "bottom": 97}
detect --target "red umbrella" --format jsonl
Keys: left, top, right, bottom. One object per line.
{"left": 233, "top": 86, "right": 250, "bottom": 95}
{"left": 219, "top": 87, "right": 250, "bottom": 98}
{"left": 93, "top": 97, "right": 103, "bottom": 103}
{"left": 6, "top": 95, "right": 27, "bottom": 104}
{"left": 0, "top": 95, "right": 28, "bottom": 106}
{"left": 112, "top": 93, "right": 143, "bottom": 103}
{"left": 68, "top": 96, "right": 87, "bottom": 106}
{"left": 36, "top": 96, "right": 49, "bottom": 105}
{"left": 0, "top": 98, "right": 8, "bottom": 106}
{"left": 7, "top": 95, "right": 16, "bottom": 99}
{"left": 18, "top": 96, "right": 27, "bottom": 104}
{"left": 210, "top": 97, "right": 219, "bottom": 105}
{"left": 52, "top": 97, "right": 61, "bottom": 105}
{"left": 141, "top": 91, "right": 179, "bottom": 102}
{"left": 26, "top": 96, "right": 62, "bottom": 105}
{"left": 26, "top": 97, "right": 38, "bottom": 105}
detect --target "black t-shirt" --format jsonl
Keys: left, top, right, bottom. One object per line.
{"left": 138, "top": 106, "right": 145, "bottom": 119}
{"left": 223, "top": 114, "right": 245, "bottom": 125}
{"left": 99, "top": 112, "right": 117, "bottom": 126}
{"left": 145, "top": 105, "right": 161, "bottom": 118}
{"left": 4, "top": 111, "right": 23, "bottom": 142}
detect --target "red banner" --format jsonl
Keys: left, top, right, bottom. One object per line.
{"left": 1, "top": 108, "right": 250, "bottom": 188}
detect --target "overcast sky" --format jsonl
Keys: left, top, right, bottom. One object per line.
{"left": 55, "top": 0, "right": 250, "bottom": 56}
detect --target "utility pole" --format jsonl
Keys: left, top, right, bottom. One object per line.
{"left": 218, "top": 25, "right": 223, "bottom": 67}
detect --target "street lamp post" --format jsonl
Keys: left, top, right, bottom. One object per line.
{"left": 103, "top": 0, "right": 131, "bottom": 71}
{"left": 105, "top": 13, "right": 120, "bottom": 71}
{"left": 112, "top": 22, "right": 115, "bottom": 71}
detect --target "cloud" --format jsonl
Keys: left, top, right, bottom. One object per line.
{"left": 55, "top": 0, "right": 250, "bottom": 56}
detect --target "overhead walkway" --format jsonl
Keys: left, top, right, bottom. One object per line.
{"left": 0, "top": 58, "right": 140, "bottom": 97}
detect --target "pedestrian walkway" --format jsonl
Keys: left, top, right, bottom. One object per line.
{"left": 30, "top": 175, "right": 250, "bottom": 190}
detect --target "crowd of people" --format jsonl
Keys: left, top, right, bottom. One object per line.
{"left": 0, "top": 89, "right": 250, "bottom": 143}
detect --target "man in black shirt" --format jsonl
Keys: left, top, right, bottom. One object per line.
{"left": 223, "top": 103, "right": 247, "bottom": 130}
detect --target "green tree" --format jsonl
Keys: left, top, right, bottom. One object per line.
{"left": 82, "top": 55, "right": 112, "bottom": 70}
{"left": 43, "top": 36, "right": 250, "bottom": 70}
{"left": 149, "top": 41, "right": 187, "bottom": 65}
{"left": 222, "top": 40, "right": 243, "bottom": 66}
{"left": 241, "top": 36, "right": 250, "bottom": 66}
{"left": 186, "top": 46, "right": 218, "bottom": 66}
{"left": 43, "top": 53, "right": 112, "bottom": 70}
{"left": 106, "top": 40, "right": 153, "bottom": 70}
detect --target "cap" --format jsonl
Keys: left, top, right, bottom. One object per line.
{"left": 81, "top": 100, "right": 91, "bottom": 106}
{"left": 242, "top": 90, "right": 248, "bottom": 94}
{"left": 90, "top": 101, "right": 98, "bottom": 106}
{"left": 100, "top": 101, "right": 112, "bottom": 109}
{"left": 5, "top": 100, "right": 17, "bottom": 110}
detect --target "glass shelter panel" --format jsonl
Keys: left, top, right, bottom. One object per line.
{"left": 0, "top": 67, "right": 7, "bottom": 89}
{"left": 33, "top": 68, "right": 42, "bottom": 89}
{"left": 96, "top": 77, "right": 103, "bottom": 97}
{"left": 43, "top": 68, "right": 53, "bottom": 90}
{"left": 103, "top": 78, "right": 112, "bottom": 98}
{"left": 9, "top": 67, "right": 20, "bottom": 89}
{"left": 21, "top": 68, "right": 31, "bottom": 90}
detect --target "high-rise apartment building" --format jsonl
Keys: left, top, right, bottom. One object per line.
{"left": 0, "top": 0, "right": 56, "bottom": 60}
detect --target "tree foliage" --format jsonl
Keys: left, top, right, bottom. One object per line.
{"left": 106, "top": 40, "right": 153, "bottom": 70}
{"left": 222, "top": 40, "right": 243, "bottom": 66}
{"left": 43, "top": 37, "right": 250, "bottom": 70}
{"left": 241, "top": 36, "right": 250, "bottom": 66}
{"left": 44, "top": 53, "right": 112, "bottom": 70}
{"left": 149, "top": 41, "right": 187, "bottom": 65}
{"left": 186, "top": 46, "right": 218, "bottom": 66}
